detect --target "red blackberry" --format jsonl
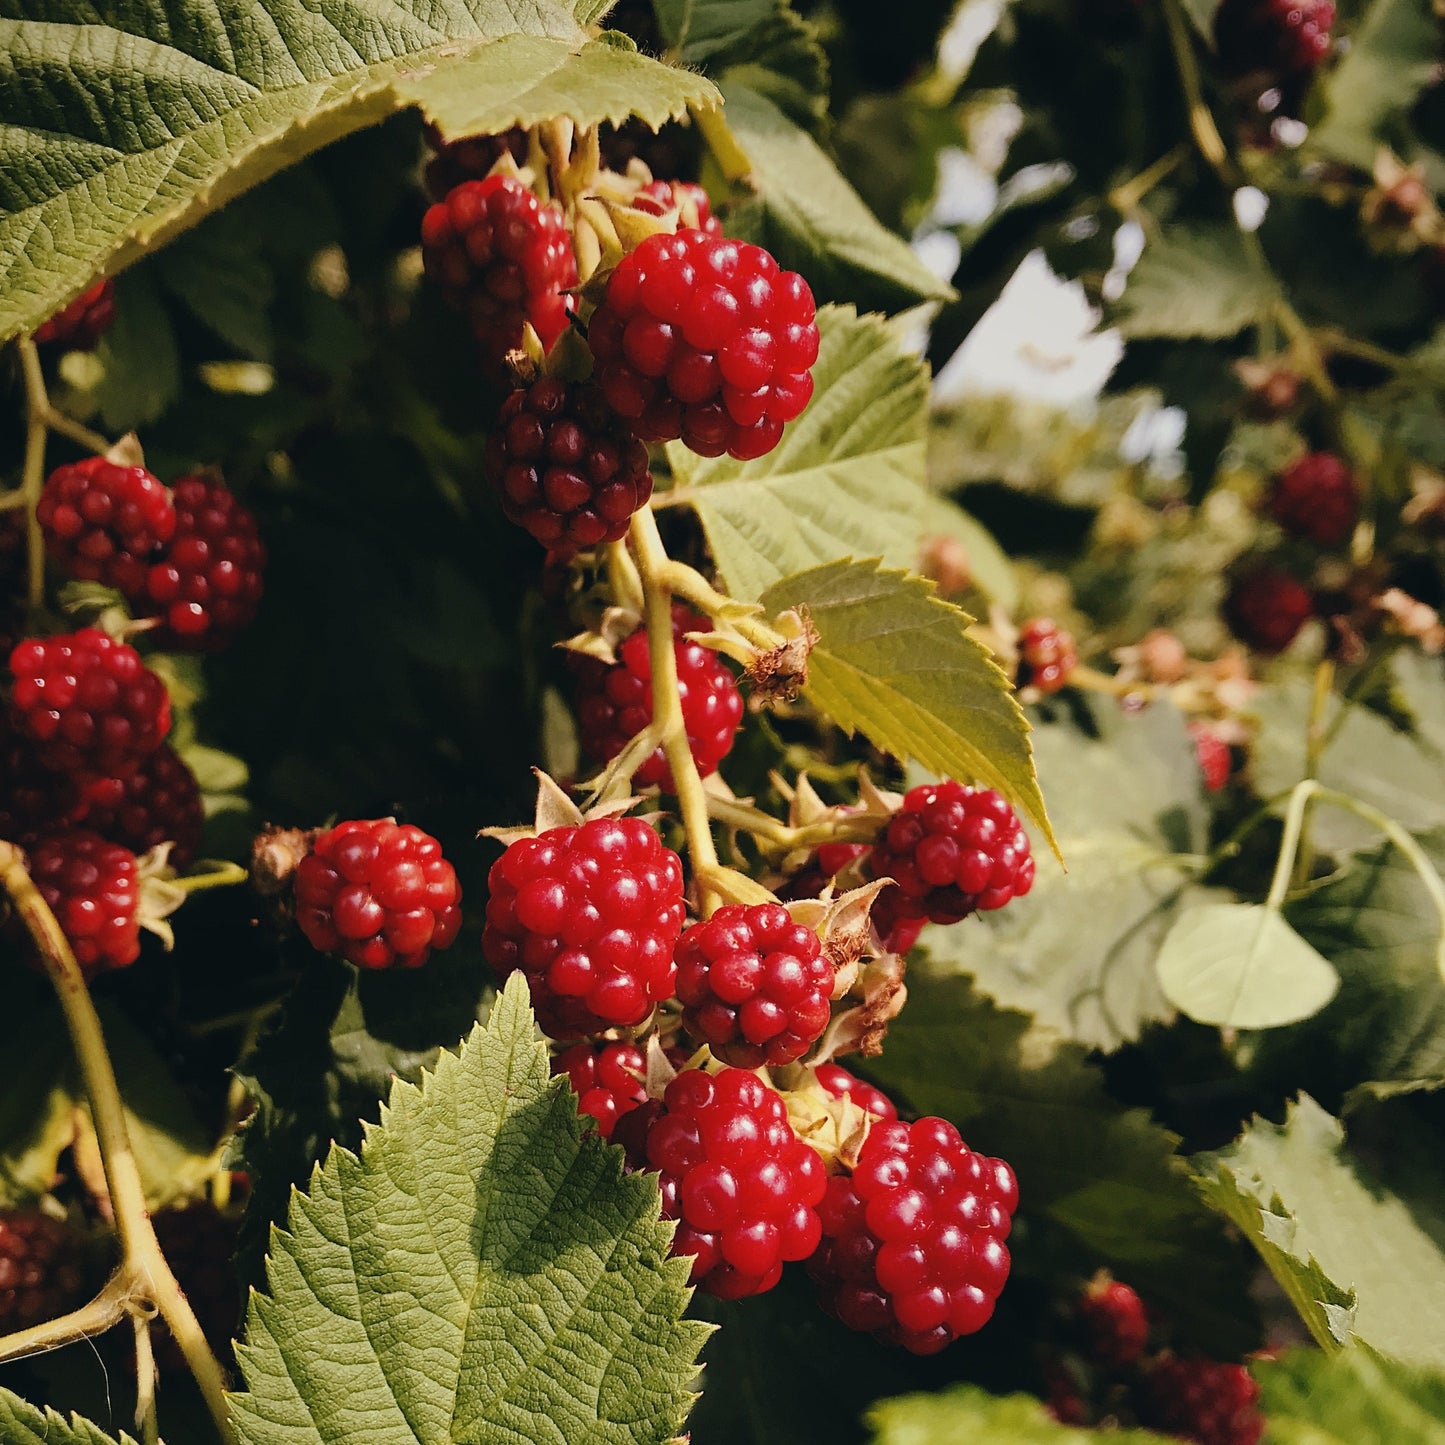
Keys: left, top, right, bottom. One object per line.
{"left": 639, "top": 1066, "right": 826, "bottom": 1299}
{"left": 483, "top": 815, "right": 686, "bottom": 1038}
{"left": 1188, "top": 722, "right": 1232, "bottom": 794}
{"left": 0, "top": 1211, "right": 87, "bottom": 1331}
{"left": 1015, "top": 618, "right": 1077, "bottom": 694}
{"left": 866, "top": 781, "right": 1035, "bottom": 937}
{"left": 807, "top": 1116, "right": 1018, "bottom": 1354}
{"left": 33, "top": 280, "right": 116, "bottom": 352}
{"left": 0, "top": 728, "right": 83, "bottom": 846}
{"left": 1266, "top": 452, "right": 1358, "bottom": 548}
{"left": 553, "top": 1040, "right": 647, "bottom": 1139}
{"left": 139, "top": 474, "right": 266, "bottom": 650}
{"left": 868, "top": 888, "right": 928, "bottom": 955}
{"left": 420, "top": 176, "right": 577, "bottom": 371}
{"left": 294, "top": 818, "right": 462, "bottom": 970}
{"left": 486, "top": 376, "right": 652, "bottom": 554}
{"left": 588, "top": 230, "right": 819, "bottom": 460}
{"left": 1077, "top": 1277, "right": 1149, "bottom": 1369}
{"left": 632, "top": 180, "right": 722, "bottom": 238}
{"left": 676, "top": 902, "right": 833, "bottom": 1067}
{"left": 8, "top": 628, "right": 171, "bottom": 783}
{"left": 575, "top": 606, "right": 743, "bottom": 790}
{"left": 422, "top": 124, "right": 528, "bottom": 201}
{"left": 84, "top": 743, "right": 204, "bottom": 868}
{"left": 1215, "top": 0, "right": 1334, "bottom": 79}
{"left": 815, "top": 1062, "right": 898, "bottom": 1121}
{"left": 1223, "top": 565, "right": 1313, "bottom": 654}
{"left": 38, "top": 457, "right": 176, "bottom": 598}
{"left": 1139, "top": 1356, "right": 1264, "bottom": 1445}
{"left": 24, "top": 829, "right": 141, "bottom": 978}
{"left": 150, "top": 1201, "right": 240, "bottom": 1370}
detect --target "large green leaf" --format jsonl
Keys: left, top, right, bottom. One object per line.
{"left": 867, "top": 1385, "right": 1173, "bottom": 1445}
{"left": 655, "top": 0, "right": 776, "bottom": 61}
{"left": 0, "top": 1392, "right": 134, "bottom": 1445}
{"left": 0, "top": 1, "right": 717, "bottom": 339}
{"left": 1193, "top": 1095, "right": 1445, "bottom": 1369}
{"left": 671, "top": 305, "right": 931, "bottom": 604}
{"left": 1115, "top": 224, "right": 1279, "bottom": 340}
{"left": 1257, "top": 1347, "right": 1445, "bottom": 1444}
{"left": 230, "top": 973, "right": 708, "bottom": 1444}
{"left": 759, "top": 559, "right": 1050, "bottom": 846}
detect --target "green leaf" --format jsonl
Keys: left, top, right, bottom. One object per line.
{"left": 1156, "top": 903, "right": 1340, "bottom": 1030}
{"left": 0, "top": 2, "right": 718, "bottom": 339}
{"left": 230, "top": 973, "right": 708, "bottom": 1444}
{"left": 759, "top": 559, "right": 1051, "bottom": 847}
{"left": 157, "top": 213, "right": 277, "bottom": 362}
{"left": 1179, "top": 0, "right": 1222, "bottom": 37}
{"left": 671, "top": 305, "right": 931, "bottom": 603}
{"left": 655, "top": 0, "right": 777, "bottom": 62}
{"left": 1115, "top": 224, "right": 1280, "bottom": 340}
{"left": 720, "top": 83, "right": 956, "bottom": 312}
{"left": 1256, "top": 1346, "right": 1445, "bottom": 1444}
{"left": 1194, "top": 1094, "right": 1445, "bottom": 1368}
{"left": 713, "top": 7, "right": 831, "bottom": 134}
{"left": 90, "top": 269, "right": 181, "bottom": 431}
{"left": 0, "top": 1391, "right": 134, "bottom": 1445}
{"left": 1310, "top": 0, "right": 1440, "bottom": 171}
{"left": 867, "top": 1384, "right": 1175, "bottom": 1445}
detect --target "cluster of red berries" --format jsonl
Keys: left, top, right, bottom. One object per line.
{"left": 1015, "top": 617, "right": 1077, "bottom": 694}
{"left": 1214, "top": 0, "right": 1335, "bottom": 82}
{"left": 0, "top": 1210, "right": 88, "bottom": 1332}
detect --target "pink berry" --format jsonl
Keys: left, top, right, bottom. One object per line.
{"left": 1189, "top": 722, "right": 1232, "bottom": 794}
{"left": 1216, "top": 0, "right": 1334, "bottom": 79}
{"left": 1016, "top": 618, "right": 1077, "bottom": 694}
{"left": 632, "top": 180, "right": 722, "bottom": 238}
{"left": 1077, "top": 1278, "right": 1150, "bottom": 1369}
{"left": 25, "top": 829, "right": 142, "bottom": 978}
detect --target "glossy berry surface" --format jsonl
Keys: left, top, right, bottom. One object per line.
{"left": 1189, "top": 722, "right": 1232, "bottom": 794}
{"left": 588, "top": 230, "right": 819, "bottom": 460}
{"left": 38, "top": 457, "right": 176, "bottom": 598}
{"left": 26, "top": 830, "right": 141, "bottom": 978}
{"left": 1215, "top": 0, "right": 1334, "bottom": 78}
{"left": 421, "top": 176, "right": 576, "bottom": 370}
{"left": 575, "top": 606, "right": 743, "bottom": 790}
{"left": 1140, "top": 1356, "right": 1264, "bottom": 1445}
{"left": 0, "top": 1211, "right": 87, "bottom": 1332}
{"left": 553, "top": 1040, "right": 647, "bottom": 1139}
{"left": 33, "top": 280, "right": 116, "bottom": 351}
{"left": 140, "top": 475, "right": 266, "bottom": 650}
{"left": 867, "top": 780, "right": 1035, "bottom": 933}
{"left": 84, "top": 743, "right": 204, "bottom": 868}
{"left": 0, "top": 728, "right": 83, "bottom": 846}
{"left": 815, "top": 1062, "right": 898, "bottom": 1121}
{"left": 8, "top": 628, "right": 170, "bottom": 783}
{"left": 295, "top": 819, "right": 462, "bottom": 970}
{"left": 486, "top": 376, "right": 652, "bottom": 554}
{"left": 1267, "top": 452, "right": 1358, "bottom": 548}
{"left": 1015, "top": 618, "right": 1077, "bottom": 694}
{"left": 632, "top": 180, "right": 722, "bottom": 237}
{"left": 676, "top": 902, "right": 833, "bottom": 1067}
{"left": 1078, "top": 1277, "right": 1150, "bottom": 1369}
{"left": 642, "top": 1067, "right": 826, "bottom": 1299}
{"left": 150, "top": 1202, "right": 240, "bottom": 1370}
{"left": 1224, "top": 565, "right": 1314, "bottom": 654}
{"left": 807, "top": 1116, "right": 1018, "bottom": 1354}
{"left": 483, "top": 816, "right": 686, "bottom": 1037}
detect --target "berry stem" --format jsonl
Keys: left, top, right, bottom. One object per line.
{"left": 1264, "top": 779, "right": 1319, "bottom": 911}
{"left": 0, "top": 1269, "right": 130, "bottom": 1365}
{"left": 656, "top": 558, "right": 786, "bottom": 652}
{"left": 628, "top": 505, "right": 724, "bottom": 916}
{"left": 690, "top": 102, "right": 753, "bottom": 184}
{"left": 1109, "top": 144, "right": 1189, "bottom": 216}
{"left": 133, "top": 1310, "right": 160, "bottom": 1445}
{"left": 0, "top": 841, "right": 238, "bottom": 1445}
{"left": 1159, "top": 0, "right": 1236, "bottom": 185}
{"left": 705, "top": 793, "right": 882, "bottom": 856}
{"left": 172, "top": 859, "right": 249, "bottom": 895}
{"left": 40, "top": 407, "right": 113, "bottom": 457}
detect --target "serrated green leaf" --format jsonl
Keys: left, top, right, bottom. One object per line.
{"left": 867, "top": 1384, "right": 1175, "bottom": 1445}
{"left": 720, "top": 83, "right": 956, "bottom": 312}
{"left": 1257, "top": 1346, "right": 1445, "bottom": 1444}
{"left": 0, "top": 2, "right": 717, "bottom": 339}
{"left": 1156, "top": 903, "right": 1340, "bottom": 1030}
{"left": 671, "top": 305, "right": 931, "bottom": 603}
{"left": 759, "top": 559, "right": 1051, "bottom": 849}
{"left": 0, "top": 1391, "right": 135, "bottom": 1445}
{"left": 229, "top": 973, "right": 708, "bottom": 1445}
{"left": 1194, "top": 1094, "right": 1445, "bottom": 1367}
{"left": 1116, "top": 224, "right": 1280, "bottom": 340}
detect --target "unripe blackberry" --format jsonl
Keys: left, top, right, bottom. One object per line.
{"left": 0, "top": 1211, "right": 87, "bottom": 1331}
{"left": 815, "top": 1062, "right": 898, "bottom": 1121}
{"left": 1015, "top": 618, "right": 1077, "bottom": 694}
{"left": 1223, "top": 565, "right": 1314, "bottom": 654}
{"left": 1139, "top": 1355, "right": 1264, "bottom": 1445}
{"left": 1215, "top": 0, "right": 1334, "bottom": 79}
{"left": 84, "top": 743, "right": 204, "bottom": 868}
{"left": 422, "top": 124, "right": 528, "bottom": 201}
{"left": 150, "top": 1202, "right": 240, "bottom": 1370}
{"left": 1077, "top": 1277, "right": 1150, "bottom": 1369}
{"left": 33, "top": 280, "right": 116, "bottom": 351}
{"left": 0, "top": 728, "right": 83, "bottom": 846}
{"left": 553, "top": 1040, "right": 647, "bottom": 1139}
{"left": 1266, "top": 452, "right": 1358, "bottom": 548}
{"left": 24, "top": 829, "right": 142, "bottom": 978}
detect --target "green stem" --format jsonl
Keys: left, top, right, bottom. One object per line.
{"left": 690, "top": 102, "right": 752, "bottom": 185}
{"left": 173, "top": 860, "right": 248, "bottom": 894}
{"left": 1265, "top": 780, "right": 1320, "bottom": 910}
{"left": 1109, "top": 144, "right": 1189, "bottom": 215}
{"left": 42, "top": 407, "right": 112, "bottom": 456}
{"left": 1160, "top": 0, "right": 1236, "bottom": 185}
{"left": 656, "top": 558, "right": 784, "bottom": 651}
{"left": 0, "top": 1271, "right": 130, "bottom": 1364}
{"left": 133, "top": 1311, "right": 160, "bottom": 1445}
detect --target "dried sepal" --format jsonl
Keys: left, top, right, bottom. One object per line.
{"left": 479, "top": 767, "right": 640, "bottom": 845}
{"left": 745, "top": 607, "right": 818, "bottom": 704}
{"left": 782, "top": 1071, "right": 875, "bottom": 1173}
{"left": 812, "top": 951, "right": 909, "bottom": 1063}
{"left": 136, "top": 843, "right": 185, "bottom": 951}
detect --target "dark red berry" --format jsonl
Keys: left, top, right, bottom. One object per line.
{"left": 0, "top": 1211, "right": 87, "bottom": 1331}
{"left": 25, "top": 829, "right": 142, "bottom": 978}
{"left": 632, "top": 180, "right": 722, "bottom": 238}
{"left": 84, "top": 743, "right": 204, "bottom": 868}
{"left": 38, "top": 457, "right": 176, "bottom": 598}
{"left": 867, "top": 889, "right": 928, "bottom": 955}
{"left": 1267, "top": 452, "right": 1358, "bottom": 548}
{"left": 815, "top": 1062, "right": 898, "bottom": 1121}
{"left": 1139, "top": 1355, "right": 1264, "bottom": 1445}
{"left": 295, "top": 818, "right": 462, "bottom": 970}
{"left": 575, "top": 606, "right": 743, "bottom": 790}
{"left": 422, "top": 124, "right": 528, "bottom": 201}
{"left": 1189, "top": 722, "right": 1232, "bottom": 794}
{"left": 1077, "top": 1277, "right": 1150, "bottom": 1369}
{"left": 643, "top": 1066, "right": 826, "bottom": 1299}
{"left": 150, "top": 1202, "right": 240, "bottom": 1371}
{"left": 1215, "top": 0, "right": 1334, "bottom": 79}
{"left": 420, "top": 177, "right": 577, "bottom": 372}
{"left": 1016, "top": 618, "right": 1077, "bottom": 694}
{"left": 139, "top": 474, "right": 266, "bottom": 650}
{"left": 33, "top": 280, "right": 116, "bottom": 352}
{"left": 486, "top": 376, "right": 652, "bottom": 554}
{"left": 553, "top": 1040, "right": 647, "bottom": 1139}
{"left": 1223, "top": 565, "right": 1314, "bottom": 654}
{"left": 866, "top": 781, "right": 1035, "bottom": 940}
{"left": 676, "top": 902, "right": 833, "bottom": 1067}
{"left": 588, "top": 230, "right": 819, "bottom": 460}
{"left": 807, "top": 1116, "right": 1017, "bottom": 1353}
{"left": 0, "top": 727, "right": 83, "bottom": 846}
{"left": 8, "top": 628, "right": 171, "bottom": 783}
{"left": 483, "top": 816, "right": 686, "bottom": 1038}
